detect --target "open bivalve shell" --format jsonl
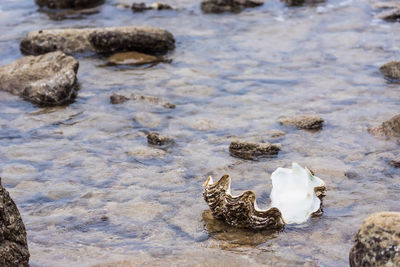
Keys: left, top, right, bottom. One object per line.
{"left": 203, "top": 163, "right": 326, "bottom": 230}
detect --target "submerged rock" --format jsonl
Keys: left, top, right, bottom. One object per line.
{"left": 389, "top": 158, "right": 400, "bottom": 168}
{"left": 201, "top": 0, "right": 263, "bottom": 13}
{"left": 147, "top": 132, "right": 173, "bottom": 146}
{"left": 380, "top": 61, "right": 400, "bottom": 80}
{"left": 35, "top": 0, "right": 104, "bottom": 9}
{"left": 349, "top": 212, "right": 400, "bottom": 267}
{"left": 281, "top": 0, "right": 324, "bottom": 6}
{"left": 42, "top": 6, "right": 101, "bottom": 20}
{"left": 278, "top": 114, "right": 324, "bottom": 130}
{"left": 108, "top": 51, "right": 161, "bottom": 65}
{"left": 376, "top": 8, "right": 400, "bottom": 21}
{"left": 0, "top": 178, "right": 30, "bottom": 267}
{"left": 229, "top": 140, "right": 281, "bottom": 160}
{"left": 110, "top": 93, "right": 175, "bottom": 109}
{"left": 132, "top": 2, "right": 173, "bottom": 12}
{"left": 20, "top": 26, "right": 175, "bottom": 56}
{"left": 0, "top": 51, "right": 79, "bottom": 106}
{"left": 369, "top": 114, "right": 400, "bottom": 141}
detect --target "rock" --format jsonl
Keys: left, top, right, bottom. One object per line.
{"left": 380, "top": 61, "right": 400, "bottom": 80}
{"left": 349, "top": 212, "right": 400, "bottom": 267}
{"left": 107, "top": 51, "right": 161, "bottom": 65}
{"left": 389, "top": 158, "right": 400, "bottom": 168}
{"left": 369, "top": 114, "right": 400, "bottom": 141}
{"left": 376, "top": 8, "right": 400, "bottom": 21}
{"left": 147, "top": 132, "right": 173, "bottom": 146}
{"left": 278, "top": 115, "right": 324, "bottom": 130}
{"left": 0, "top": 51, "right": 79, "bottom": 106}
{"left": 0, "top": 178, "right": 30, "bottom": 267}
{"left": 110, "top": 94, "right": 130, "bottom": 104}
{"left": 132, "top": 2, "right": 172, "bottom": 12}
{"left": 35, "top": 0, "right": 104, "bottom": 9}
{"left": 20, "top": 26, "right": 175, "bottom": 56}
{"left": 109, "top": 93, "right": 175, "bottom": 109}
{"left": 42, "top": 6, "right": 101, "bottom": 20}
{"left": 229, "top": 140, "right": 281, "bottom": 160}
{"left": 281, "top": 0, "right": 323, "bottom": 6}
{"left": 201, "top": 0, "right": 263, "bottom": 13}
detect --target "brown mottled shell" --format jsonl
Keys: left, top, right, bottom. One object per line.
{"left": 203, "top": 175, "right": 285, "bottom": 230}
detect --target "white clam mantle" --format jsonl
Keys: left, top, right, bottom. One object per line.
{"left": 270, "top": 163, "right": 325, "bottom": 224}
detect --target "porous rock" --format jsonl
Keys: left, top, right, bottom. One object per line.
{"left": 229, "top": 140, "right": 281, "bottom": 160}
{"left": 201, "top": 0, "right": 263, "bottom": 13}
{"left": 0, "top": 51, "right": 79, "bottom": 106}
{"left": 369, "top": 114, "right": 400, "bottom": 141}
{"left": 147, "top": 132, "right": 173, "bottom": 146}
{"left": 380, "top": 61, "right": 400, "bottom": 80}
{"left": 110, "top": 93, "right": 175, "bottom": 109}
{"left": 35, "top": 0, "right": 105, "bottom": 9}
{"left": 20, "top": 26, "right": 175, "bottom": 56}
{"left": 278, "top": 114, "right": 324, "bottom": 130}
{"left": 349, "top": 212, "right": 400, "bottom": 267}
{"left": 0, "top": 178, "right": 30, "bottom": 267}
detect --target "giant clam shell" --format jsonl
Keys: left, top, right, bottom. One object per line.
{"left": 203, "top": 163, "right": 326, "bottom": 230}
{"left": 203, "top": 175, "right": 285, "bottom": 230}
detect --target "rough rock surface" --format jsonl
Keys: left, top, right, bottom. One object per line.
{"left": 147, "top": 132, "right": 173, "bottom": 146}
{"left": 0, "top": 178, "right": 30, "bottom": 267}
{"left": 278, "top": 114, "right": 324, "bottom": 130}
{"left": 20, "top": 26, "right": 175, "bottom": 56}
{"left": 376, "top": 8, "right": 400, "bottom": 21}
{"left": 369, "top": 114, "right": 400, "bottom": 141}
{"left": 132, "top": 2, "right": 173, "bottom": 12}
{"left": 110, "top": 93, "right": 175, "bottom": 109}
{"left": 380, "top": 61, "right": 400, "bottom": 80}
{"left": 349, "top": 212, "right": 400, "bottom": 267}
{"left": 201, "top": 0, "right": 263, "bottom": 13}
{"left": 107, "top": 51, "right": 161, "bottom": 65}
{"left": 0, "top": 51, "right": 79, "bottom": 106}
{"left": 389, "top": 158, "right": 400, "bottom": 168}
{"left": 229, "top": 141, "right": 281, "bottom": 160}
{"left": 35, "top": 0, "right": 104, "bottom": 9}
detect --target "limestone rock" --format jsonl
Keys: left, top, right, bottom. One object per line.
{"left": 380, "top": 61, "right": 400, "bottom": 80}
{"left": 20, "top": 26, "right": 175, "bottom": 56}
{"left": 349, "top": 212, "right": 400, "bottom": 267}
{"left": 0, "top": 51, "right": 79, "bottom": 106}
{"left": 107, "top": 51, "right": 161, "bottom": 65}
{"left": 229, "top": 140, "right": 281, "bottom": 160}
{"left": 35, "top": 0, "right": 104, "bottom": 9}
{"left": 201, "top": 0, "right": 263, "bottom": 13}
{"left": 278, "top": 114, "right": 324, "bottom": 130}
{"left": 369, "top": 114, "right": 400, "bottom": 141}
{"left": 0, "top": 178, "right": 30, "bottom": 267}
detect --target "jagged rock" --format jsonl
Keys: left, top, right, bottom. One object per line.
{"left": 107, "top": 51, "right": 161, "bottom": 65}
{"left": 35, "top": 0, "right": 104, "bottom": 9}
{"left": 229, "top": 140, "right": 281, "bottom": 160}
{"left": 0, "top": 51, "right": 79, "bottom": 106}
{"left": 20, "top": 26, "right": 175, "bottom": 56}
{"left": 349, "top": 212, "right": 400, "bottom": 267}
{"left": 109, "top": 93, "right": 175, "bottom": 109}
{"left": 278, "top": 114, "right": 324, "bottom": 130}
{"left": 147, "top": 132, "right": 173, "bottom": 146}
{"left": 132, "top": 2, "right": 172, "bottom": 12}
{"left": 201, "top": 0, "right": 263, "bottom": 13}
{"left": 380, "top": 61, "right": 400, "bottom": 80}
{"left": 369, "top": 114, "right": 400, "bottom": 141}
{"left": 0, "top": 178, "right": 30, "bottom": 267}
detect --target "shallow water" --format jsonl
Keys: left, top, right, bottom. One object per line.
{"left": 1, "top": 0, "right": 400, "bottom": 266}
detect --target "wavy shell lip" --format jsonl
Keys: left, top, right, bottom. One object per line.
{"left": 203, "top": 163, "right": 326, "bottom": 230}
